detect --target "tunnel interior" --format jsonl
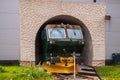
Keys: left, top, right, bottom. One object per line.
{"left": 35, "top": 15, "right": 93, "bottom": 65}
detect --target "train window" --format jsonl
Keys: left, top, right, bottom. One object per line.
{"left": 48, "top": 28, "right": 66, "bottom": 39}
{"left": 67, "top": 29, "right": 83, "bottom": 39}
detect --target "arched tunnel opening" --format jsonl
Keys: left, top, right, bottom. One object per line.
{"left": 35, "top": 15, "right": 93, "bottom": 65}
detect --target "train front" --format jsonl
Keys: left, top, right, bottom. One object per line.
{"left": 41, "top": 24, "right": 84, "bottom": 74}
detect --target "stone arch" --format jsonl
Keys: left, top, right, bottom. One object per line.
{"left": 35, "top": 15, "right": 93, "bottom": 65}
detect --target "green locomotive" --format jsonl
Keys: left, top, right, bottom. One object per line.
{"left": 41, "top": 23, "right": 84, "bottom": 73}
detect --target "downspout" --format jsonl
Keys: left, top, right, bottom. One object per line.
{"left": 93, "top": 0, "right": 97, "bottom": 3}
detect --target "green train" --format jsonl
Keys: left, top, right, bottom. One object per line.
{"left": 41, "top": 23, "right": 84, "bottom": 73}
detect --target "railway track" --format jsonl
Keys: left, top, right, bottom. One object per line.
{"left": 52, "top": 73, "right": 96, "bottom": 80}
{"left": 52, "top": 65, "right": 103, "bottom": 80}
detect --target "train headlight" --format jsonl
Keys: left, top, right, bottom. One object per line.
{"left": 80, "top": 41, "right": 84, "bottom": 45}
{"left": 50, "top": 41, "right": 56, "bottom": 44}
{"left": 46, "top": 61, "right": 51, "bottom": 66}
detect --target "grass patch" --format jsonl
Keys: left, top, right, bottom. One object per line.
{"left": 97, "top": 65, "right": 120, "bottom": 80}
{"left": 0, "top": 66, "right": 53, "bottom": 80}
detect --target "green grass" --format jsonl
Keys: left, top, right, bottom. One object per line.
{"left": 1, "top": 65, "right": 120, "bottom": 80}
{"left": 0, "top": 65, "right": 53, "bottom": 80}
{"left": 97, "top": 65, "right": 120, "bottom": 80}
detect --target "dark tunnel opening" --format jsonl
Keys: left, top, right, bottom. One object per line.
{"left": 35, "top": 15, "right": 93, "bottom": 65}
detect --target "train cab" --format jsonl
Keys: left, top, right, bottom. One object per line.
{"left": 41, "top": 23, "right": 84, "bottom": 73}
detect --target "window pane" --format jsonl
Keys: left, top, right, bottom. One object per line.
{"left": 48, "top": 28, "right": 66, "bottom": 38}
{"left": 67, "top": 29, "right": 83, "bottom": 39}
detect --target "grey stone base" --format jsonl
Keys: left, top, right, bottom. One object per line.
{"left": 105, "top": 59, "right": 112, "bottom": 65}
{"left": 0, "top": 60, "right": 19, "bottom": 65}
{"left": 20, "top": 61, "right": 35, "bottom": 66}
{"left": 92, "top": 60, "right": 105, "bottom": 66}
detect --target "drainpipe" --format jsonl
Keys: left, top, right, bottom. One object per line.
{"left": 93, "top": 0, "right": 97, "bottom": 3}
